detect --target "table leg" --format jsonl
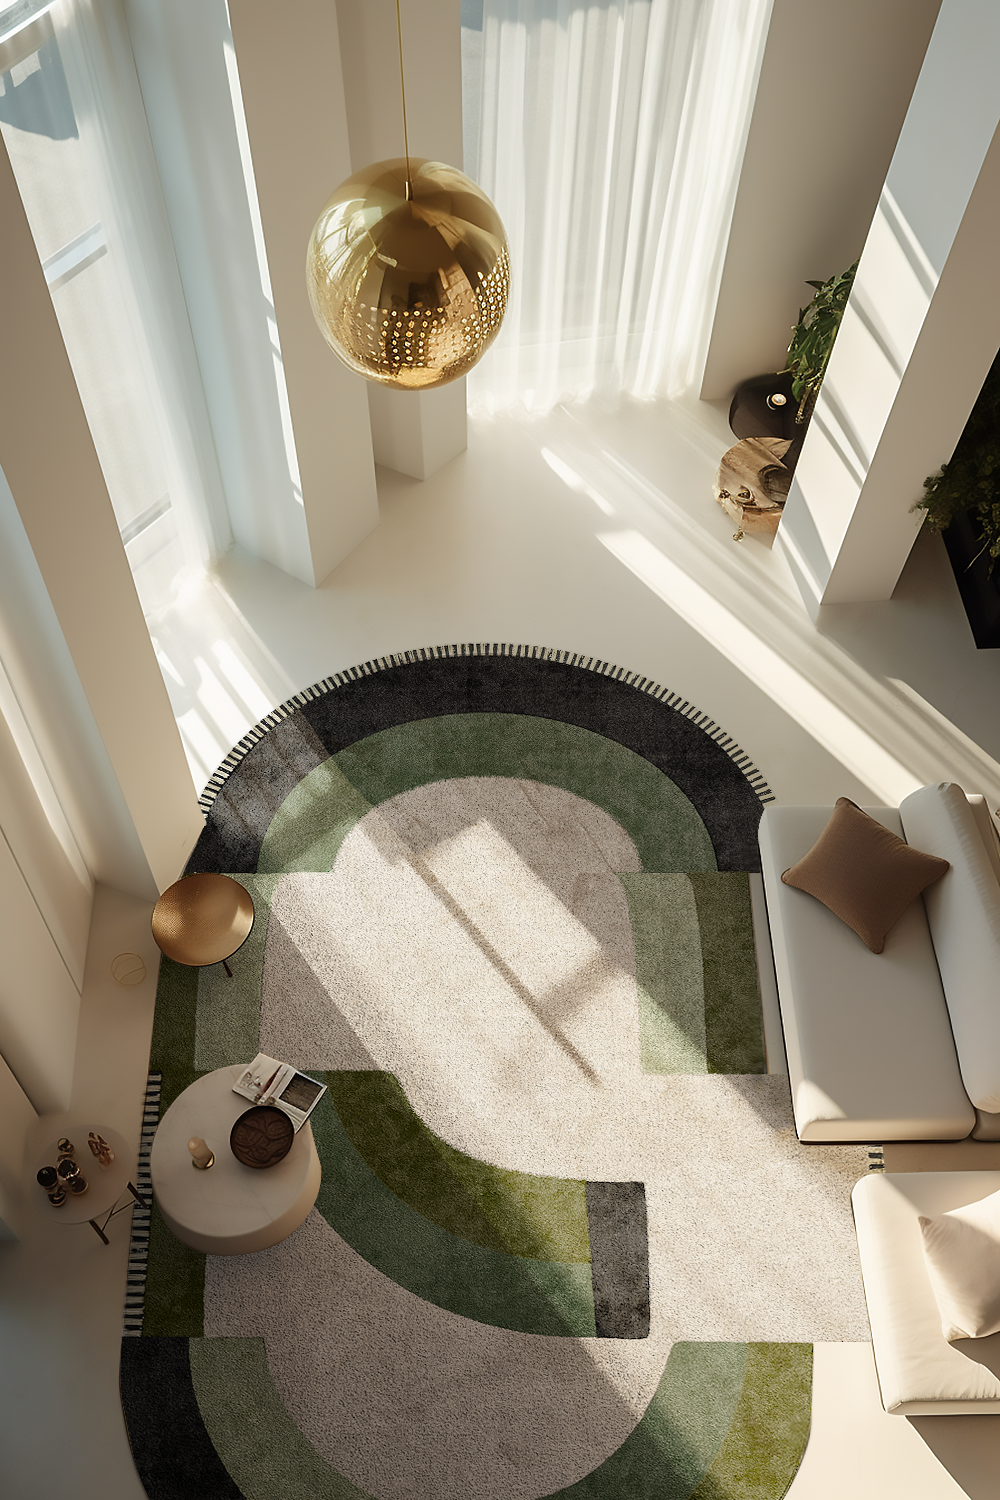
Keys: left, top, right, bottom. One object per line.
{"left": 127, "top": 1180, "right": 150, "bottom": 1211}
{"left": 222, "top": 958, "right": 233, "bottom": 978}
{"left": 88, "top": 1218, "right": 110, "bottom": 1246}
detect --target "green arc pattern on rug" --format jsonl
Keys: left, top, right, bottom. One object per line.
{"left": 312, "top": 1083, "right": 597, "bottom": 1337}
{"left": 256, "top": 714, "right": 717, "bottom": 875}
{"left": 620, "top": 873, "right": 765, "bottom": 1075}
{"left": 190, "top": 1338, "right": 376, "bottom": 1500}
{"left": 541, "top": 1343, "right": 812, "bottom": 1499}
{"left": 185, "top": 1338, "right": 810, "bottom": 1500}
{"left": 329, "top": 1071, "right": 591, "bottom": 1261}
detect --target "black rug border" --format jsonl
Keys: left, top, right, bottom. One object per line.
{"left": 196, "top": 642, "right": 774, "bottom": 815}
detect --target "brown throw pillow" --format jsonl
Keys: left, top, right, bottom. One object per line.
{"left": 781, "top": 798, "right": 950, "bottom": 953}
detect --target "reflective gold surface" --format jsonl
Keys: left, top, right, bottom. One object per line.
{"left": 306, "top": 158, "right": 509, "bottom": 390}
{"left": 151, "top": 874, "right": 255, "bottom": 968}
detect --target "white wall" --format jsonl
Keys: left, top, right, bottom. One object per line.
{"left": 0, "top": 133, "right": 204, "bottom": 895}
{"left": 778, "top": 0, "right": 1000, "bottom": 607}
{"left": 700, "top": 0, "right": 942, "bottom": 401}
{"left": 0, "top": 1052, "right": 35, "bottom": 1240}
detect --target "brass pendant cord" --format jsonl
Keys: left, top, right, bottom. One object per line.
{"left": 396, "top": 0, "right": 413, "bottom": 200}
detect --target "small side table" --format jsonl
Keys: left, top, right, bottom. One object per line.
{"left": 150, "top": 1066, "right": 321, "bottom": 1255}
{"left": 31, "top": 1126, "right": 149, "bottom": 1244}
{"left": 151, "top": 873, "right": 254, "bottom": 978}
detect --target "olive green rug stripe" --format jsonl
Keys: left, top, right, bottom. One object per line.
{"left": 620, "top": 874, "right": 707, "bottom": 1074}
{"left": 328, "top": 1072, "right": 591, "bottom": 1262}
{"left": 258, "top": 715, "right": 718, "bottom": 876}
{"left": 258, "top": 757, "right": 374, "bottom": 874}
{"left": 190, "top": 1338, "right": 376, "bottom": 1500}
{"left": 194, "top": 875, "right": 283, "bottom": 1071}
{"left": 431, "top": 1130, "right": 591, "bottom": 1264}
{"left": 688, "top": 1343, "right": 812, "bottom": 1500}
{"left": 690, "top": 873, "right": 766, "bottom": 1075}
{"left": 540, "top": 1343, "right": 748, "bottom": 1499}
{"left": 142, "top": 1198, "right": 206, "bottom": 1338}
{"left": 313, "top": 1084, "right": 597, "bottom": 1336}
{"left": 149, "top": 958, "right": 199, "bottom": 1087}
{"left": 326, "top": 1071, "right": 521, "bottom": 1255}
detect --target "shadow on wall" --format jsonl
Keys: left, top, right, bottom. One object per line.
{"left": 532, "top": 399, "right": 1000, "bottom": 810}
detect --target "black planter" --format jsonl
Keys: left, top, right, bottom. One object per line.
{"left": 942, "top": 510, "right": 1000, "bottom": 648}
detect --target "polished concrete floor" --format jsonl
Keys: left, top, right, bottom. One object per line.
{"left": 3, "top": 395, "right": 1000, "bottom": 1496}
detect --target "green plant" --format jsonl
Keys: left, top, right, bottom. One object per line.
{"left": 782, "top": 260, "right": 858, "bottom": 423}
{"left": 914, "top": 350, "right": 1000, "bottom": 568}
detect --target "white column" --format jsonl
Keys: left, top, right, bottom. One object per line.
{"left": 0, "top": 134, "right": 203, "bottom": 897}
{"left": 778, "top": 0, "right": 1000, "bottom": 607}
{"left": 0, "top": 1053, "right": 35, "bottom": 1240}
{"left": 227, "top": 0, "right": 380, "bottom": 582}
{"left": 335, "top": 0, "right": 468, "bottom": 481}
{"left": 700, "top": 0, "right": 941, "bottom": 401}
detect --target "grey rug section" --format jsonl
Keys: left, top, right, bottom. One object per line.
{"left": 586, "top": 1182, "right": 651, "bottom": 1341}
{"left": 261, "top": 896, "right": 380, "bottom": 1071}
{"left": 205, "top": 1210, "right": 671, "bottom": 1500}
{"left": 190, "top": 714, "right": 329, "bottom": 873}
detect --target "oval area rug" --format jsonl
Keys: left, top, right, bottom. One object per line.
{"left": 121, "top": 645, "right": 869, "bottom": 1500}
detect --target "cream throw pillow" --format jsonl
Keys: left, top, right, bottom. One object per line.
{"left": 919, "top": 1189, "right": 1000, "bottom": 1341}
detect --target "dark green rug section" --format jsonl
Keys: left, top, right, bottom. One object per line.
{"left": 313, "top": 1082, "right": 597, "bottom": 1337}
{"left": 541, "top": 1343, "right": 812, "bottom": 1499}
{"left": 257, "top": 714, "right": 717, "bottom": 875}
{"left": 328, "top": 1071, "right": 591, "bottom": 1261}
{"left": 621, "top": 873, "right": 764, "bottom": 1075}
{"left": 188, "top": 649, "right": 771, "bottom": 876}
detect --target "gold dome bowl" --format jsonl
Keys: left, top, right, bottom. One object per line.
{"left": 306, "top": 157, "right": 509, "bottom": 390}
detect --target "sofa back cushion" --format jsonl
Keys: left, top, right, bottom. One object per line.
{"left": 899, "top": 783, "right": 1000, "bottom": 1114}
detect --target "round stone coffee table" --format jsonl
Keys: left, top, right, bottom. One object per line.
{"left": 150, "top": 1066, "right": 321, "bottom": 1255}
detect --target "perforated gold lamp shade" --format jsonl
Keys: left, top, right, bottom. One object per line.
{"left": 306, "top": 157, "right": 509, "bottom": 390}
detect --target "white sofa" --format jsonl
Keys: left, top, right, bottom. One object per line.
{"left": 853, "top": 1172, "right": 1000, "bottom": 1414}
{"left": 759, "top": 782, "right": 1000, "bottom": 1143}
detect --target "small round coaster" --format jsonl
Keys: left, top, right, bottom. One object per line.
{"left": 230, "top": 1106, "right": 294, "bottom": 1169}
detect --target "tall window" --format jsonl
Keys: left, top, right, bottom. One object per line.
{"left": 462, "top": 0, "right": 770, "bottom": 414}
{"left": 0, "top": 0, "right": 228, "bottom": 616}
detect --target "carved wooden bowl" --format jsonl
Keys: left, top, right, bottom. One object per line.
{"left": 230, "top": 1106, "right": 294, "bottom": 1169}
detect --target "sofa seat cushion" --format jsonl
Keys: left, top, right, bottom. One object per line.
{"left": 899, "top": 783, "right": 1000, "bottom": 1115}
{"left": 760, "top": 806, "right": 974, "bottom": 1142}
{"left": 853, "top": 1173, "right": 1000, "bottom": 1414}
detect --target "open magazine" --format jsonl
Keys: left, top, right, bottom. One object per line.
{"left": 233, "top": 1053, "right": 327, "bottom": 1133}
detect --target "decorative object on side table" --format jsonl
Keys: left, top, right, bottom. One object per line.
{"left": 31, "top": 1126, "right": 148, "bottom": 1244}
{"left": 151, "top": 872, "right": 254, "bottom": 978}
{"left": 230, "top": 1106, "right": 294, "bottom": 1169}
{"left": 187, "top": 1136, "right": 215, "bottom": 1170}
{"left": 714, "top": 436, "right": 793, "bottom": 543}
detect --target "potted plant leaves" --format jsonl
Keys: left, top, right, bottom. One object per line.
{"left": 913, "top": 349, "right": 1000, "bottom": 647}
{"left": 781, "top": 260, "right": 859, "bottom": 424}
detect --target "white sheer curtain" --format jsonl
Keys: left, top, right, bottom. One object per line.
{"left": 0, "top": 0, "right": 230, "bottom": 615}
{"left": 463, "top": 0, "right": 770, "bottom": 414}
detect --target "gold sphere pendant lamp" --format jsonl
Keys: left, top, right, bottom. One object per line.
{"left": 306, "top": 1, "right": 509, "bottom": 391}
